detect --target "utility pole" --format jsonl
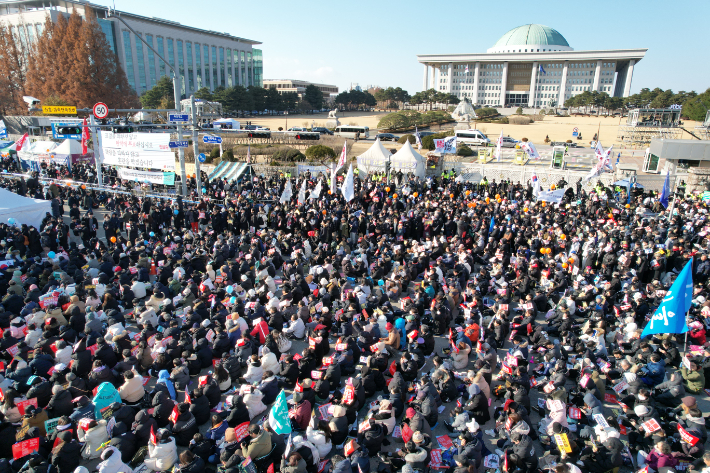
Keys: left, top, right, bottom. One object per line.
{"left": 89, "top": 115, "right": 103, "bottom": 186}
{"left": 190, "top": 95, "right": 202, "bottom": 197}
{"left": 106, "top": 9, "right": 187, "bottom": 196}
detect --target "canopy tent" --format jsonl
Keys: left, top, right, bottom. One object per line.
{"left": 18, "top": 140, "right": 58, "bottom": 170}
{"left": 0, "top": 187, "right": 51, "bottom": 230}
{"left": 613, "top": 178, "right": 645, "bottom": 189}
{"left": 51, "top": 139, "right": 95, "bottom": 166}
{"left": 356, "top": 138, "right": 393, "bottom": 175}
{"left": 213, "top": 118, "right": 240, "bottom": 130}
{"left": 390, "top": 140, "right": 427, "bottom": 179}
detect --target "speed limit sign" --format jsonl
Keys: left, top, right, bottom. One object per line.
{"left": 93, "top": 102, "right": 109, "bottom": 119}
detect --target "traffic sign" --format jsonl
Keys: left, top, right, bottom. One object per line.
{"left": 197, "top": 153, "right": 206, "bottom": 163}
{"left": 169, "top": 141, "right": 189, "bottom": 149}
{"left": 572, "top": 131, "right": 578, "bottom": 137}
{"left": 168, "top": 113, "right": 189, "bottom": 123}
{"left": 93, "top": 102, "right": 109, "bottom": 119}
{"left": 202, "top": 135, "right": 222, "bottom": 144}
{"left": 573, "top": 127, "right": 579, "bottom": 132}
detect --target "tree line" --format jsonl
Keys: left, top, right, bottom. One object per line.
{"left": 0, "top": 8, "right": 139, "bottom": 116}
{"left": 564, "top": 87, "right": 710, "bottom": 122}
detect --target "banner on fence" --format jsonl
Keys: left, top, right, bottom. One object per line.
{"left": 101, "top": 131, "right": 175, "bottom": 171}
{"left": 118, "top": 168, "right": 176, "bottom": 185}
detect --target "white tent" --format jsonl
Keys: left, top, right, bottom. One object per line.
{"left": 391, "top": 140, "right": 426, "bottom": 178}
{"left": 18, "top": 140, "right": 58, "bottom": 163}
{"left": 356, "top": 138, "right": 392, "bottom": 175}
{"left": 0, "top": 188, "right": 51, "bottom": 230}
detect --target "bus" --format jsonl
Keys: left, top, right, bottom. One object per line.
{"left": 335, "top": 126, "right": 370, "bottom": 139}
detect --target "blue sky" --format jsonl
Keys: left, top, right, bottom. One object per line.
{"left": 97, "top": 0, "right": 709, "bottom": 96}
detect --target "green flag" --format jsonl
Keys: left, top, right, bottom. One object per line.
{"left": 269, "top": 390, "right": 292, "bottom": 434}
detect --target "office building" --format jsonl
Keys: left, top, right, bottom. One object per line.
{"left": 0, "top": 0, "right": 263, "bottom": 97}
{"left": 417, "top": 24, "right": 646, "bottom": 108}
{"left": 263, "top": 79, "right": 338, "bottom": 102}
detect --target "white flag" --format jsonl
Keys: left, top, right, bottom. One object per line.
{"left": 297, "top": 178, "right": 307, "bottom": 204}
{"left": 495, "top": 130, "right": 503, "bottom": 162}
{"left": 330, "top": 163, "right": 337, "bottom": 195}
{"left": 341, "top": 164, "right": 355, "bottom": 202}
{"left": 537, "top": 189, "right": 566, "bottom": 204}
{"left": 279, "top": 179, "right": 293, "bottom": 204}
{"left": 309, "top": 180, "right": 322, "bottom": 200}
{"left": 434, "top": 136, "right": 457, "bottom": 154}
{"left": 415, "top": 126, "right": 422, "bottom": 151}
{"left": 532, "top": 170, "right": 540, "bottom": 198}
{"left": 336, "top": 140, "right": 347, "bottom": 172}
{"left": 521, "top": 140, "right": 540, "bottom": 160}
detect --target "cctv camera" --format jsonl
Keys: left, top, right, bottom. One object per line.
{"left": 23, "top": 96, "right": 40, "bottom": 105}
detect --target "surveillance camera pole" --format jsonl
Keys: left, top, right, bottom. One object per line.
{"left": 106, "top": 9, "right": 187, "bottom": 196}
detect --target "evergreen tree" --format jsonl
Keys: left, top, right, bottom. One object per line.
{"left": 141, "top": 75, "right": 174, "bottom": 109}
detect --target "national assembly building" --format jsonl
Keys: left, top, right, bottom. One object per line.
{"left": 417, "top": 24, "right": 646, "bottom": 108}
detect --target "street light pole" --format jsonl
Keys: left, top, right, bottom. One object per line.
{"left": 190, "top": 95, "right": 202, "bottom": 197}
{"left": 106, "top": 9, "right": 187, "bottom": 196}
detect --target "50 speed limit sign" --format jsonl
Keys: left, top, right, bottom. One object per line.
{"left": 93, "top": 102, "right": 109, "bottom": 119}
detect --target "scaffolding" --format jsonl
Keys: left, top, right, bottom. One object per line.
{"left": 617, "top": 108, "right": 683, "bottom": 147}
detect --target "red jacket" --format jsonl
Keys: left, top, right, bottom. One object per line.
{"left": 250, "top": 320, "right": 269, "bottom": 345}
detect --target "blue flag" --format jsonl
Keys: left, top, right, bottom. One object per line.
{"left": 489, "top": 216, "right": 495, "bottom": 233}
{"left": 640, "top": 258, "right": 693, "bottom": 338}
{"left": 659, "top": 171, "right": 670, "bottom": 208}
{"left": 539, "top": 64, "right": 546, "bottom": 75}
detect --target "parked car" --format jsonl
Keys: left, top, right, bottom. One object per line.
{"left": 377, "top": 133, "right": 398, "bottom": 141}
{"left": 243, "top": 125, "right": 259, "bottom": 130}
{"left": 500, "top": 136, "right": 518, "bottom": 148}
{"left": 312, "top": 127, "right": 334, "bottom": 135}
{"left": 417, "top": 131, "right": 435, "bottom": 138}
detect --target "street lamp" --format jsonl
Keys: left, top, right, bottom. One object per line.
{"left": 106, "top": 8, "right": 188, "bottom": 196}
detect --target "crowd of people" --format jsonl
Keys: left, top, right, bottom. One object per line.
{"left": 0, "top": 160, "right": 708, "bottom": 473}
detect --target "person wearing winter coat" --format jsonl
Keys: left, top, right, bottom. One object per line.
{"left": 260, "top": 349, "right": 279, "bottom": 376}
{"left": 244, "top": 387, "right": 267, "bottom": 420}
{"left": 641, "top": 441, "right": 679, "bottom": 472}
{"left": 178, "top": 450, "right": 206, "bottom": 473}
{"left": 451, "top": 342, "right": 471, "bottom": 370}
{"left": 639, "top": 353, "right": 666, "bottom": 387}
{"left": 170, "top": 361, "right": 190, "bottom": 391}
{"left": 680, "top": 362, "right": 705, "bottom": 393}
{"left": 119, "top": 371, "right": 145, "bottom": 403}
{"left": 132, "top": 409, "right": 158, "bottom": 447}
{"left": 464, "top": 383, "right": 490, "bottom": 425}
{"left": 331, "top": 455, "right": 353, "bottom": 473}
{"left": 370, "top": 399, "right": 396, "bottom": 435}
{"left": 329, "top": 405, "right": 350, "bottom": 447}
{"left": 257, "top": 373, "right": 279, "bottom": 405}
{"left": 242, "top": 424, "right": 273, "bottom": 460}
{"left": 50, "top": 431, "right": 82, "bottom": 473}
{"left": 357, "top": 421, "right": 386, "bottom": 456}
{"left": 78, "top": 419, "right": 109, "bottom": 459}
{"left": 188, "top": 389, "right": 211, "bottom": 426}
{"left": 96, "top": 446, "right": 132, "bottom": 473}
{"left": 307, "top": 421, "right": 333, "bottom": 458}
{"left": 281, "top": 452, "right": 308, "bottom": 473}
{"left": 225, "top": 394, "right": 250, "bottom": 427}
{"left": 284, "top": 315, "right": 306, "bottom": 339}
{"left": 171, "top": 403, "right": 199, "bottom": 446}
{"left": 445, "top": 406, "right": 470, "bottom": 433}
{"left": 47, "top": 385, "right": 74, "bottom": 418}
{"left": 145, "top": 429, "right": 178, "bottom": 472}
{"left": 243, "top": 355, "right": 264, "bottom": 384}
{"left": 290, "top": 392, "right": 312, "bottom": 431}
{"left": 653, "top": 371, "right": 686, "bottom": 407}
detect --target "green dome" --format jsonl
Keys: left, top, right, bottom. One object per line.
{"left": 493, "top": 24, "right": 569, "bottom": 48}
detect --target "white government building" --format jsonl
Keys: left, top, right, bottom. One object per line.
{"left": 417, "top": 24, "right": 646, "bottom": 108}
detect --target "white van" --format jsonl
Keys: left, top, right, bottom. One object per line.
{"left": 455, "top": 129, "right": 491, "bottom": 146}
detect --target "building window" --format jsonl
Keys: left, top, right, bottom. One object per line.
{"left": 233, "top": 50, "right": 240, "bottom": 85}
{"left": 186, "top": 42, "right": 194, "bottom": 92}
{"left": 177, "top": 40, "right": 185, "bottom": 96}
{"left": 122, "top": 31, "right": 135, "bottom": 91}
{"left": 219, "top": 47, "right": 225, "bottom": 87}
{"left": 203, "top": 45, "right": 210, "bottom": 88}
{"left": 135, "top": 33, "right": 146, "bottom": 92}
{"left": 167, "top": 39, "right": 175, "bottom": 76}
{"left": 247, "top": 51, "right": 252, "bottom": 86}
{"left": 145, "top": 34, "right": 157, "bottom": 87}
{"left": 226, "top": 48, "right": 232, "bottom": 87}
{"left": 241, "top": 50, "right": 245, "bottom": 86}
{"left": 157, "top": 37, "right": 166, "bottom": 78}
{"left": 195, "top": 43, "right": 202, "bottom": 89}
{"left": 212, "top": 46, "right": 218, "bottom": 88}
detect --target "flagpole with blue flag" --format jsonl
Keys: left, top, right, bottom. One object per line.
{"left": 640, "top": 258, "right": 693, "bottom": 339}
{"left": 539, "top": 64, "right": 546, "bottom": 75}
{"left": 489, "top": 216, "right": 495, "bottom": 234}
{"left": 659, "top": 170, "right": 670, "bottom": 209}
